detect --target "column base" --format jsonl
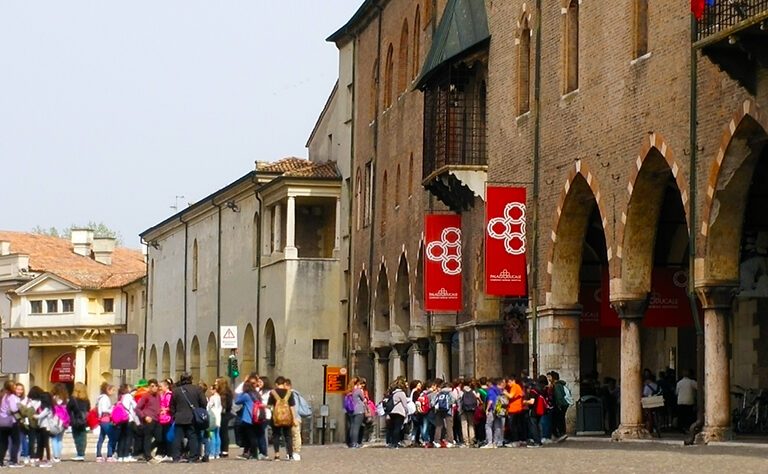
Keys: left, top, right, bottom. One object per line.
{"left": 611, "top": 424, "right": 651, "bottom": 441}
{"left": 696, "top": 425, "right": 732, "bottom": 443}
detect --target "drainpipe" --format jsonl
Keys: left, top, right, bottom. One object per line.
{"left": 181, "top": 216, "right": 189, "bottom": 372}
{"left": 529, "top": 0, "right": 543, "bottom": 377}
{"left": 347, "top": 37, "right": 357, "bottom": 372}
{"left": 368, "top": 6, "right": 383, "bottom": 365}
{"left": 686, "top": 13, "right": 704, "bottom": 445}
{"left": 253, "top": 179, "right": 264, "bottom": 374}
{"left": 141, "top": 245, "right": 150, "bottom": 378}
{"left": 216, "top": 201, "right": 223, "bottom": 377}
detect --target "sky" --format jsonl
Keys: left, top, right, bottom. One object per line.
{"left": 0, "top": 1, "right": 361, "bottom": 248}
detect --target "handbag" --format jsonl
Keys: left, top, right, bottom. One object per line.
{"left": 180, "top": 387, "right": 208, "bottom": 430}
{"left": 165, "top": 421, "right": 176, "bottom": 443}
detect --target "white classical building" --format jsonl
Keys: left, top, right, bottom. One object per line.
{"left": 140, "top": 157, "right": 349, "bottom": 442}
{"left": 0, "top": 231, "right": 146, "bottom": 401}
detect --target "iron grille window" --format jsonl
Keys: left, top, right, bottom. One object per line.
{"left": 423, "top": 63, "right": 487, "bottom": 179}
{"left": 697, "top": 0, "right": 768, "bottom": 40}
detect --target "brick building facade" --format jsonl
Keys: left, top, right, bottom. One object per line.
{"left": 331, "top": 0, "right": 768, "bottom": 440}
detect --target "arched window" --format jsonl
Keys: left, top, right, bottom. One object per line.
{"left": 265, "top": 319, "right": 276, "bottom": 367}
{"left": 384, "top": 43, "right": 394, "bottom": 107}
{"left": 564, "top": 0, "right": 579, "bottom": 93}
{"left": 192, "top": 239, "right": 198, "bottom": 291}
{"left": 252, "top": 211, "right": 260, "bottom": 267}
{"left": 395, "top": 164, "right": 401, "bottom": 207}
{"left": 633, "top": 0, "right": 648, "bottom": 58}
{"left": 381, "top": 171, "right": 388, "bottom": 235}
{"left": 517, "top": 21, "right": 531, "bottom": 115}
{"left": 355, "top": 167, "right": 362, "bottom": 230}
{"left": 408, "top": 153, "right": 414, "bottom": 197}
{"left": 398, "top": 19, "right": 409, "bottom": 93}
{"left": 412, "top": 6, "right": 421, "bottom": 81}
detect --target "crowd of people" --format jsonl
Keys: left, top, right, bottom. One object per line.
{"left": 344, "top": 371, "right": 574, "bottom": 449}
{"left": 0, "top": 371, "right": 308, "bottom": 467}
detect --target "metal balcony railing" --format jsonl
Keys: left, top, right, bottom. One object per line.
{"left": 696, "top": 0, "right": 768, "bottom": 41}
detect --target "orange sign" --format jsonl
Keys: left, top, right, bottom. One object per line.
{"left": 325, "top": 366, "right": 348, "bottom": 394}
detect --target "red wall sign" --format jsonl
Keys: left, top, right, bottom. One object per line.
{"left": 580, "top": 268, "right": 702, "bottom": 337}
{"left": 485, "top": 186, "right": 527, "bottom": 296}
{"left": 51, "top": 353, "right": 75, "bottom": 383}
{"left": 424, "top": 214, "right": 463, "bottom": 311}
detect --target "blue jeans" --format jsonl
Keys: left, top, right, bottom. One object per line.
{"left": 50, "top": 433, "right": 63, "bottom": 459}
{"left": 19, "top": 431, "right": 29, "bottom": 457}
{"left": 540, "top": 413, "right": 552, "bottom": 439}
{"left": 209, "top": 428, "right": 220, "bottom": 457}
{"left": 200, "top": 431, "right": 210, "bottom": 457}
{"left": 421, "top": 416, "right": 434, "bottom": 443}
{"left": 96, "top": 422, "right": 114, "bottom": 458}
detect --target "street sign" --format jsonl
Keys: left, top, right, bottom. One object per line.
{"left": 324, "top": 366, "right": 347, "bottom": 394}
{"left": 1, "top": 338, "right": 29, "bottom": 374}
{"left": 221, "top": 326, "right": 238, "bottom": 349}
{"left": 111, "top": 334, "right": 139, "bottom": 370}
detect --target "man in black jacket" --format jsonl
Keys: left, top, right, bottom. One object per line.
{"left": 170, "top": 373, "right": 207, "bottom": 462}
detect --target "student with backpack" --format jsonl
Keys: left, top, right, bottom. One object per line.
{"left": 0, "top": 380, "right": 22, "bottom": 468}
{"left": 95, "top": 383, "right": 116, "bottom": 463}
{"left": 524, "top": 380, "right": 546, "bottom": 447}
{"left": 285, "top": 379, "right": 311, "bottom": 460}
{"left": 234, "top": 379, "right": 267, "bottom": 460}
{"left": 408, "top": 380, "right": 424, "bottom": 446}
{"left": 481, "top": 378, "right": 506, "bottom": 448}
{"left": 66, "top": 382, "right": 90, "bottom": 461}
{"left": 432, "top": 383, "right": 456, "bottom": 448}
{"left": 551, "top": 371, "right": 572, "bottom": 441}
{"left": 385, "top": 379, "right": 409, "bottom": 448}
{"left": 268, "top": 376, "right": 297, "bottom": 461}
{"left": 459, "top": 379, "right": 480, "bottom": 447}
{"left": 345, "top": 378, "right": 366, "bottom": 448}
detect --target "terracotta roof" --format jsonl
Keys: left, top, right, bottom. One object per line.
{"left": 256, "top": 157, "right": 311, "bottom": 173}
{"left": 256, "top": 158, "right": 340, "bottom": 179}
{"left": 0, "top": 231, "right": 146, "bottom": 289}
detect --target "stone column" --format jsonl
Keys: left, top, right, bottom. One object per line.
{"left": 75, "top": 346, "right": 87, "bottom": 383}
{"left": 471, "top": 321, "right": 504, "bottom": 378}
{"left": 273, "top": 203, "right": 281, "bottom": 253}
{"left": 334, "top": 197, "right": 341, "bottom": 256}
{"left": 611, "top": 298, "right": 651, "bottom": 440}
{"left": 537, "top": 306, "right": 581, "bottom": 433}
{"left": 411, "top": 341, "right": 428, "bottom": 381}
{"left": 284, "top": 197, "right": 297, "bottom": 259}
{"left": 434, "top": 333, "right": 452, "bottom": 381}
{"left": 373, "top": 349, "right": 390, "bottom": 404}
{"left": 392, "top": 344, "right": 409, "bottom": 380}
{"left": 696, "top": 284, "right": 736, "bottom": 442}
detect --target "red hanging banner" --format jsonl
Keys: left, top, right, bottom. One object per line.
{"left": 485, "top": 186, "right": 527, "bottom": 296}
{"left": 424, "top": 214, "right": 463, "bottom": 311}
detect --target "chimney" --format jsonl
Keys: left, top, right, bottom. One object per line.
{"left": 71, "top": 229, "right": 94, "bottom": 257}
{"left": 0, "top": 241, "right": 9, "bottom": 256}
{"left": 92, "top": 237, "right": 116, "bottom": 265}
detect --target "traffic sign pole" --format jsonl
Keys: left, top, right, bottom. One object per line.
{"left": 322, "top": 364, "right": 327, "bottom": 445}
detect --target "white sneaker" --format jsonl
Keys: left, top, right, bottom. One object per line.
{"left": 292, "top": 453, "right": 301, "bottom": 461}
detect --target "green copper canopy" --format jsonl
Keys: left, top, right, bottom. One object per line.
{"left": 414, "top": 0, "right": 490, "bottom": 90}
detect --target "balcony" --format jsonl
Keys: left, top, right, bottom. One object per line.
{"left": 695, "top": 1, "right": 768, "bottom": 94}
{"left": 422, "top": 62, "right": 488, "bottom": 212}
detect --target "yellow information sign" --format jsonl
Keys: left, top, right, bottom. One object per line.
{"left": 325, "top": 366, "right": 348, "bottom": 394}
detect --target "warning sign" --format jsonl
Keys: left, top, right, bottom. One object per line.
{"left": 325, "top": 366, "right": 347, "bottom": 394}
{"left": 220, "top": 326, "right": 238, "bottom": 349}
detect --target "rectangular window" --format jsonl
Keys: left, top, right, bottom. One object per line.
{"left": 103, "top": 298, "right": 114, "bottom": 313}
{"left": 46, "top": 300, "right": 58, "bottom": 313}
{"left": 141, "top": 290, "right": 146, "bottom": 308}
{"left": 130, "top": 294, "right": 135, "bottom": 311}
{"left": 62, "top": 299, "right": 74, "bottom": 313}
{"left": 88, "top": 298, "right": 98, "bottom": 314}
{"left": 30, "top": 300, "right": 42, "bottom": 314}
{"left": 312, "top": 339, "right": 329, "bottom": 360}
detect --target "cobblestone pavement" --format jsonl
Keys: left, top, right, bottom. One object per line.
{"left": 25, "top": 440, "right": 768, "bottom": 473}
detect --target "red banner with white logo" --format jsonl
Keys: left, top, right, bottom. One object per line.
{"left": 424, "top": 214, "right": 462, "bottom": 311}
{"left": 485, "top": 186, "right": 527, "bottom": 296}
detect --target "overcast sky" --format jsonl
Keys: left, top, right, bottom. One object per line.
{"left": 1, "top": 1, "right": 360, "bottom": 247}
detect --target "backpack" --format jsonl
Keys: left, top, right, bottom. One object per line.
{"left": 250, "top": 393, "right": 267, "bottom": 425}
{"left": 86, "top": 407, "right": 100, "bottom": 429}
{"left": 294, "top": 391, "right": 313, "bottom": 418}
{"left": 344, "top": 394, "right": 355, "bottom": 414}
{"left": 69, "top": 402, "right": 87, "bottom": 429}
{"left": 383, "top": 391, "right": 396, "bottom": 415}
{"left": 562, "top": 384, "right": 574, "bottom": 406}
{"left": 460, "top": 390, "right": 478, "bottom": 413}
{"left": 271, "top": 390, "right": 294, "bottom": 427}
{"left": 416, "top": 392, "right": 430, "bottom": 414}
{"left": 493, "top": 395, "right": 509, "bottom": 416}
{"left": 533, "top": 390, "right": 550, "bottom": 417}
{"left": 435, "top": 392, "right": 450, "bottom": 414}
{"left": 111, "top": 403, "right": 129, "bottom": 424}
